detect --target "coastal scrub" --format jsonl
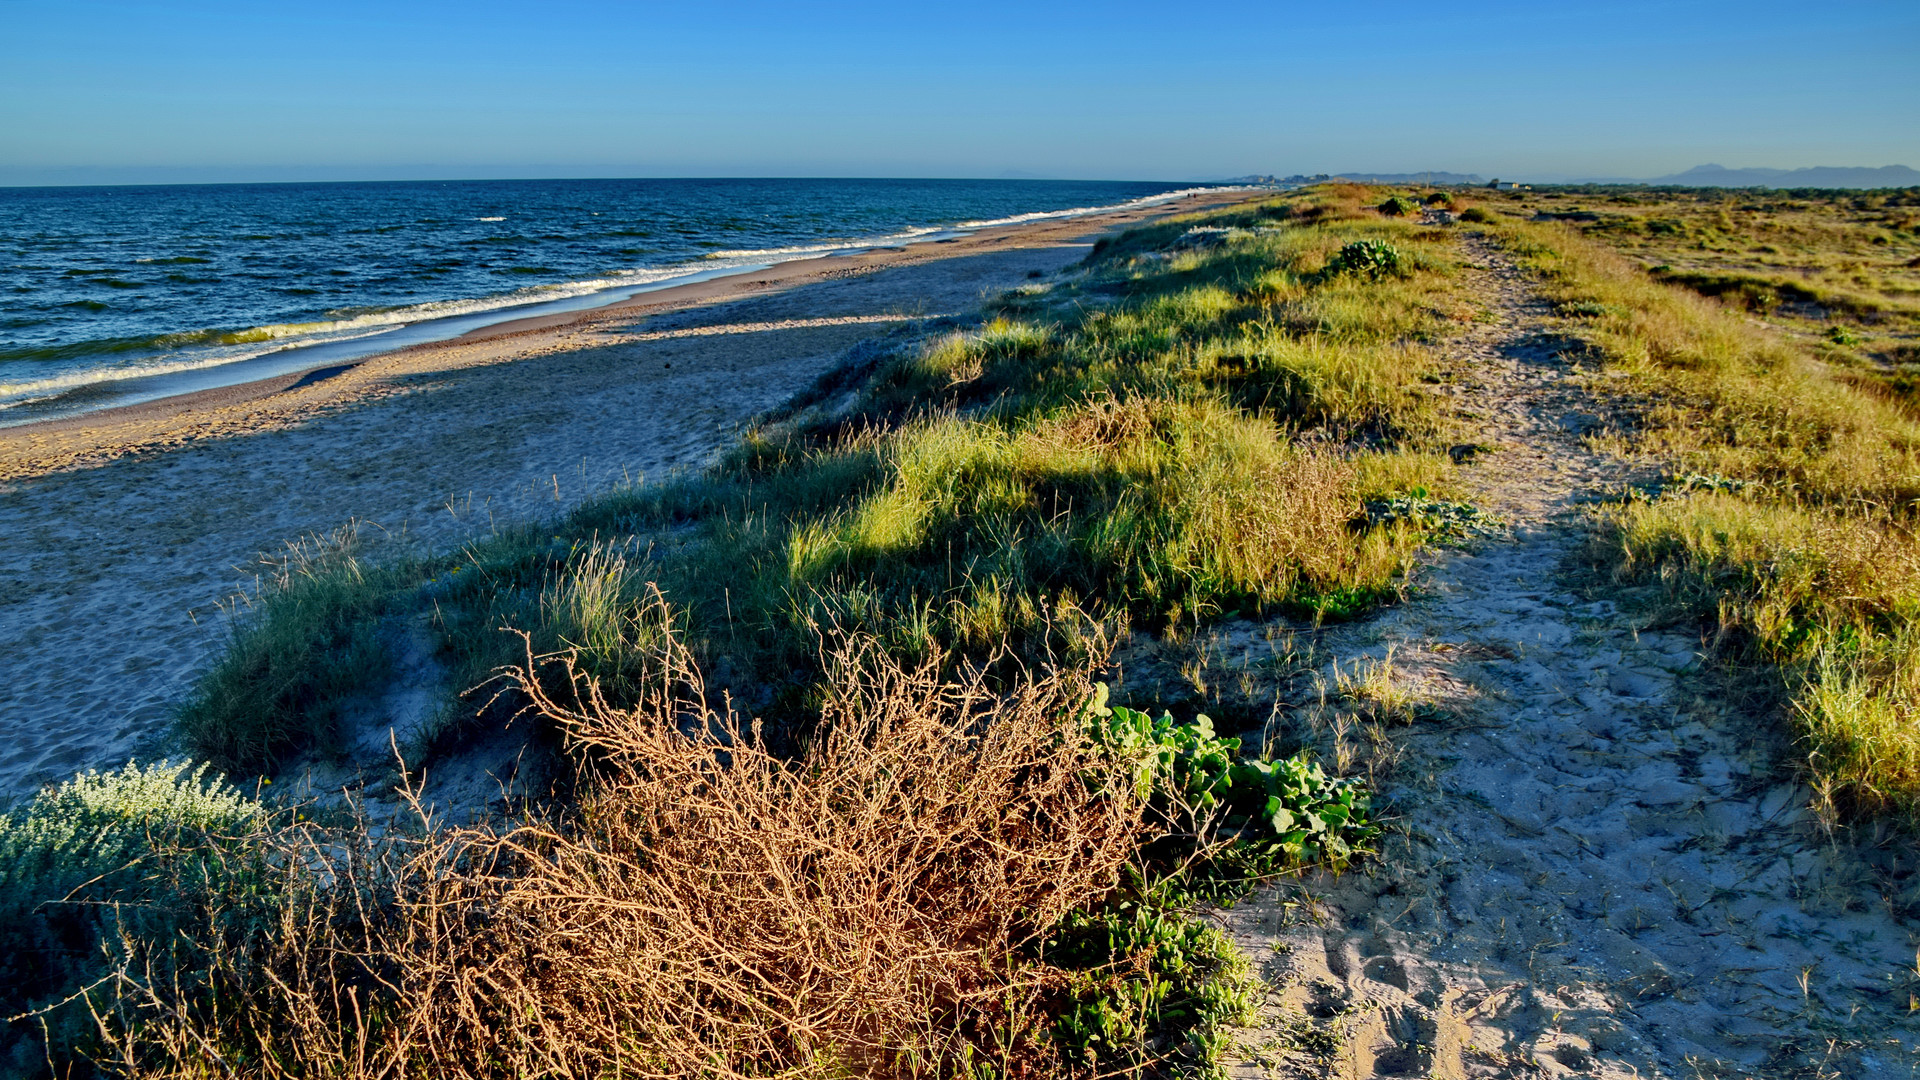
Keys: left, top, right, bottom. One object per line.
{"left": 122, "top": 188, "right": 1470, "bottom": 1076}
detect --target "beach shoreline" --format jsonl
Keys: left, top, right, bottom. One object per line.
{"left": 0, "top": 189, "right": 1253, "bottom": 475}
{"left": 0, "top": 188, "right": 1261, "bottom": 801}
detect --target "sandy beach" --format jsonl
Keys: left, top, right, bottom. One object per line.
{"left": 0, "top": 189, "right": 1256, "bottom": 802}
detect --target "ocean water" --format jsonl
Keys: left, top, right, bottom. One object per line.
{"left": 0, "top": 177, "right": 1210, "bottom": 423}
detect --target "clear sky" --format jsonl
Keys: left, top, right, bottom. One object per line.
{"left": 2, "top": 0, "right": 1915, "bottom": 185}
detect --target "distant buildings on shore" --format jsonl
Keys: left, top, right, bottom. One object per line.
{"left": 1223, "top": 172, "right": 1487, "bottom": 188}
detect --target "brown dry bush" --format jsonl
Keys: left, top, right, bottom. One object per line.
{"left": 89, "top": 601, "right": 1153, "bottom": 1080}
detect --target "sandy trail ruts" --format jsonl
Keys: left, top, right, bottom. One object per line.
{"left": 1218, "top": 236, "right": 1920, "bottom": 1078}
{"left": 0, "top": 237, "right": 1104, "bottom": 804}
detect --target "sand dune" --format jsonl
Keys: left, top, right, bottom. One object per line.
{"left": 0, "top": 191, "right": 1253, "bottom": 802}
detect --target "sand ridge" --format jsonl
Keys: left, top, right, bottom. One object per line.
{"left": 0, "top": 191, "right": 1258, "bottom": 802}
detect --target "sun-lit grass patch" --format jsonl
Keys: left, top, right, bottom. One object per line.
{"left": 1488, "top": 192, "right": 1920, "bottom": 823}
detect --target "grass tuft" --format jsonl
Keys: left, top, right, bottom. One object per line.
{"left": 177, "top": 524, "right": 398, "bottom": 773}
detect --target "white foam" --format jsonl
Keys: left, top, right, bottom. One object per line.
{"left": 0, "top": 327, "right": 397, "bottom": 404}
{"left": 1, "top": 185, "right": 1238, "bottom": 412}
{"left": 0, "top": 258, "right": 802, "bottom": 409}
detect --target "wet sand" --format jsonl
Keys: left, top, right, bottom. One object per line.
{"left": 0, "top": 189, "right": 1257, "bottom": 802}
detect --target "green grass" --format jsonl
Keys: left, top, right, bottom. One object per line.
{"left": 177, "top": 525, "right": 400, "bottom": 772}
{"left": 23, "top": 188, "right": 1514, "bottom": 1078}
{"left": 178, "top": 192, "right": 1475, "bottom": 759}
{"left": 1478, "top": 205, "right": 1920, "bottom": 822}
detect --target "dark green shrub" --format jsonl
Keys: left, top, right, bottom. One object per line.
{"left": 0, "top": 762, "right": 266, "bottom": 1071}
{"left": 1320, "top": 239, "right": 1408, "bottom": 280}
{"left": 1044, "top": 899, "right": 1255, "bottom": 1077}
{"left": 1459, "top": 206, "right": 1496, "bottom": 224}
{"left": 1377, "top": 196, "right": 1418, "bottom": 217}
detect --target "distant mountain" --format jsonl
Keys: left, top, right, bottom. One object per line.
{"left": 1633, "top": 164, "right": 1920, "bottom": 189}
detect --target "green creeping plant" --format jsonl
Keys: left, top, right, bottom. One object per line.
{"left": 1230, "top": 753, "right": 1377, "bottom": 870}
{"left": 1080, "top": 681, "right": 1236, "bottom": 808}
{"left": 1320, "top": 239, "right": 1407, "bottom": 281}
{"left": 1080, "top": 683, "right": 1380, "bottom": 869}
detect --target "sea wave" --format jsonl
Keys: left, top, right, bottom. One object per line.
{"left": 0, "top": 327, "right": 282, "bottom": 365}
{"left": 0, "top": 259, "right": 740, "bottom": 406}
{"left": 696, "top": 226, "right": 946, "bottom": 261}
{"left": 0, "top": 327, "right": 399, "bottom": 407}
{"left": 0, "top": 184, "right": 1235, "bottom": 413}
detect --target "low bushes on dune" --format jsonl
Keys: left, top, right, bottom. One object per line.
{"left": 81, "top": 616, "right": 1377, "bottom": 1078}
{"left": 0, "top": 761, "right": 268, "bottom": 1072}
{"left": 64, "top": 190, "right": 1475, "bottom": 1076}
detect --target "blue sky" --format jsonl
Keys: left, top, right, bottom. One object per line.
{"left": 2, "top": 0, "right": 1915, "bottom": 184}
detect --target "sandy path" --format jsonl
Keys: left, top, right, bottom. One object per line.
{"left": 0, "top": 228, "right": 1136, "bottom": 803}
{"left": 1218, "top": 237, "right": 1920, "bottom": 1078}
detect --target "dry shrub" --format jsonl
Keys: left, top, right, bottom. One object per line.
{"left": 1052, "top": 393, "right": 1155, "bottom": 452}
{"left": 91, "top": 603, "right": 1151, "bottom": 1079}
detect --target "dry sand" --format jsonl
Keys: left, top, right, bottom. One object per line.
{"left": 0, "top": 190, "right": 1256, "bottom": 803}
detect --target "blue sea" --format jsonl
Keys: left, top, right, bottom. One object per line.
{"left": 0, "top": 178, "right": 1212, "bottom": 423}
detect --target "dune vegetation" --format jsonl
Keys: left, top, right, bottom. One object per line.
{"left": 1460, "top": 193, "right": 1920, "bottom": 823}
{"left": 1492, "top": 183, "right": 1920, "bottom": 396}
{"left": 14, "top": 177, "right": 1920, "bottom": 1075}
{"left": 6, "top": 186, "right": 1476, "bottom": 1078}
